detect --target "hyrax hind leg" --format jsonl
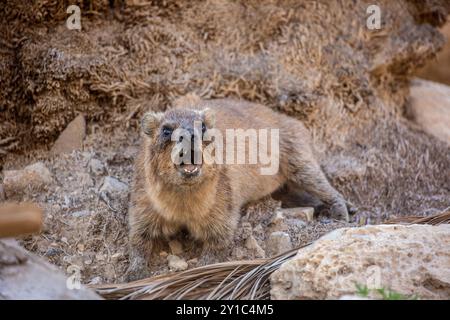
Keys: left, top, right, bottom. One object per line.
{"left": 284, "top": 140, "right": 350, "bottom": 222}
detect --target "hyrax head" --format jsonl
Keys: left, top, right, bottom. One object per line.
{"left": 141, "top": 108, "right": 216, "bottom": 186}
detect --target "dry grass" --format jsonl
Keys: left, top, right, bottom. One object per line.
{"left": 93, "top": 244, "right": 308, "bottom": 300}
{"left": 385, "top": 207, "right": 450, "bottom": 225}
{"left": 0, "top": 0, "right": 447, "bottom": 150}
{"left": 92, "top": 209, "right": 450, "bottom": 300}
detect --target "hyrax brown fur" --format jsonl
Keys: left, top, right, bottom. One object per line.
{"left": 128, "top": 95, "right": 350, "bottom": 274}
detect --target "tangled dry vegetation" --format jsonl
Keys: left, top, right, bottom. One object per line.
{"left": 1, "top": 0, "right": 450, "bottom": 291}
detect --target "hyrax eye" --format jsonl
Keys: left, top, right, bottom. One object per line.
{"left": 202, "top": 123, "right": 206, "bottom": 134}
{"left": 162, "top": 126, "right": 173, "bottom": 137}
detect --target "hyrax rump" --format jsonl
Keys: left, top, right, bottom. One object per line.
{"left": 129, "top": 96, "right": 350, "bottom": 258}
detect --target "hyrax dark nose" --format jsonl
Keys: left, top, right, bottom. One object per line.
{"left": 187, "top": 128, "right": 198, "bottom": 147}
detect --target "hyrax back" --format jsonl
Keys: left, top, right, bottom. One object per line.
{"left": 128, "top": 96, "right": 349, "bottom": 262}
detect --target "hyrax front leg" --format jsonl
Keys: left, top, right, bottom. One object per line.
{"left": 125, "top": 208, "right": 176, "bottom": 281}
{"left": 189, "top": 209, "right": 239, "bottom": 254}
{"left": 287, "top": 152, "right": 350, "bottom": 222}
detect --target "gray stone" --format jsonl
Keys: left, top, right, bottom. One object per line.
{"left": 0, "top": 239, "right": 100, "bottom": 299}
{"left": 72, "top": 210, "right": 90, "bottom": 218}
{"left": 245, "top": 235, "right": 266, "bottom": 258}
{"left": 269, "top": 208, "right": 312, "bottom": 233}
{"left": 3, "top": 162, "right": 54, "bottom": 197}
{"left": 77, "top": 172, "right": 94, "bottom": 188}
{"left": 167, "top": 254, "right": 188, "bottom": 272}
{"left": 407, "top": 78, "right": 450, "bottom": 144}
{"left": 51, "top": 114, "right": 86, "bottom": 155}
{"left": 281, "top": 207, "right": 314, "bottom": 222}
{"left": 88, "top": 276, "right": 103, "bottom": 285}
{"left": 266, "top": 231, "right": 292, "bottom": 256}
{"left": 268, "top": 210, "right": 289, "bottom": 232}
{"left": 99, "top": 176, "right": 128, "bottom": 195}
{"left": 89, "top": 158, "right": 106, "bottom": 176}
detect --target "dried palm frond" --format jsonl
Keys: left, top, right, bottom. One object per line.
{"left": 92, "top": 244, "right": 308, "bottom": 300}
{"left": 385, "top": 208, "right": 450, "bottom": 225}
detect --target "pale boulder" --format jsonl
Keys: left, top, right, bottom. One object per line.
{"left": 407, "top": 78, "right": 450, "bottom": 144}
{"left": 270, "top": 224, "right": 450, "bottom": 300}
{"left": 266, "top": 231, "right": 293, "bottom": 257}
{"left": 245, "top": 235, "right": 266, "bottom": 258}
{"left": 51, "top": 114, "right": 86, "bottom": 155}
{"left": 3, "top": 162, "right": 53, "bottom": 197}
{"left": 167, "top": 254, "right": 188, "bottom": 272}
{"left": 99, "top": 176, "right": 128, "bottom": 196}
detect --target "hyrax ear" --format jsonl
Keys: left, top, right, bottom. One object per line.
{"left": 201, "top": 108, "right": 216, "bottom": 128}
{"left": 141, "top": 111, "right": 164, "bottom": 137}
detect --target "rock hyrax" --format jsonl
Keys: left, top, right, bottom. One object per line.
{"left": 128, "top": 95, "right": 351, "bottom": 271}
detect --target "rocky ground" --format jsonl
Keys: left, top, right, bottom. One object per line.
{"left": 1, "top": 119, "right": 353, "bottom": 285}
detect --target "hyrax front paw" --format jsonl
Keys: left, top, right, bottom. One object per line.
{"left": 123, "top": 252, "right": 151, "bottom": 282}
{"left": 329, "top": 199, "right": 350, "bottom": 222}
{"left": 200, "top": 231, "right": 234, "bottom": 255}
{"left": 124, "top": 264, "right": 151, "bottom": 282}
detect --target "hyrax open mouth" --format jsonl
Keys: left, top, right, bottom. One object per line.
{"left": 178, "top": 163, "right": 201, "bottom": 176}
{"left": 176, "top": 150, "right": 202, "bottom": 177}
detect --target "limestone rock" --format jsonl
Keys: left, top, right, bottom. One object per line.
{"left": 266, "top": 231, "right": 292, "bottom": 257}
{"left": 99, "top": 176, "right": 128, "bottom": 196}
{"left": 76, "top": 172, "right": 94, "bottom": 188}
{"left": 270, "top": 224, "right": 450, "bottom": 300}
{"left": 3, "top": 162, "right": 53, "bottom": 197}
{"left": 71, "top": 210, "right": 90, "bottom": 218}
{"left": 407, "top": 78, "right": 450, "bottom": 144}
{"left": 51, "top": 114, "right": 86, "bottom": 155}
{"left": 269, "top": 208, "right": 312, "bottom": 233}
{"left": 232, "top": 247, "right": 246, "bottom": 260}
{"left": 268, "top": 211, "right": 289, "bottom": 232}
{"left": 167, "top": 254, "right": 188, "bottom": 272}
{"left": 89, "top": 158, "right": 106, "bottom": 176}
{"left": 416, "top": 23, "right": 450, "bottom": 86}
{"left": 281, "top": 207, "right": 314, "bottom": 222}
{"left": 98, "top": 176, "right": 129, "bottom": 212}
{"left": 245, "top": 235, "right": 266, "bottom": 258}
{"left": 0, "top": 239, "right": 100, "bottom": 299}
{"left": 88, "top": 276, "right": 103, "bottom": 285}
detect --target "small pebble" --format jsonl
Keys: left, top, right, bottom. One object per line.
{"left": 167, "top": 254, "right": 188, "bottom": 272}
